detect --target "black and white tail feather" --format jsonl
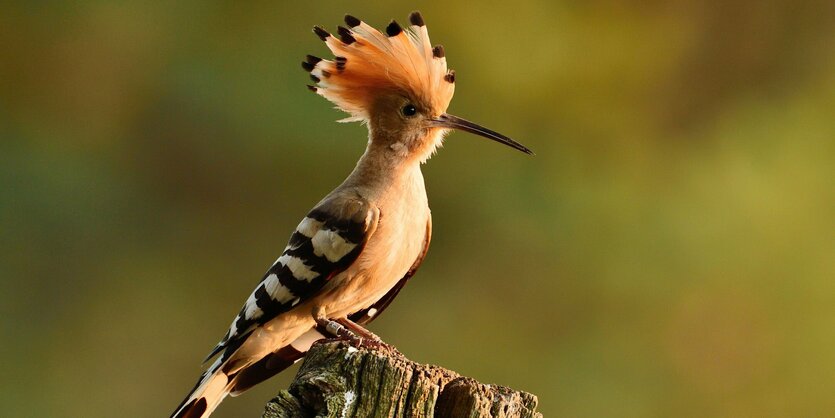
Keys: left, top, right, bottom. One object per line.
{"left": 171, "top": 328, "right": 323, "bottom": 418}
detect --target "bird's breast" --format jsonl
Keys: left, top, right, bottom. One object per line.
{"left": 319, "top": 168, "right": 429, "bottom": 318}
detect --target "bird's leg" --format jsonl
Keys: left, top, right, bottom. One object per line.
{"left": 312, "top": 306, "right": 356, "bottom": 341}
{"left": 335, "top": 317, "right": 381, "bottom": 341}
{"left": 312, "top": 307, "right": 392, "bottom": 350}
{"left": 336, "top": 317, "right": 396, "bottom": 351}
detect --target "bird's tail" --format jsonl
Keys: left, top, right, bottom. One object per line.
{"left": 170, "top": 355, "right": 232, "bottom": 418}
{"left": 171, "top": 328, "right": 325, "bottom": 418}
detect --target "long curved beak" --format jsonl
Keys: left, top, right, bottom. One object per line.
{"left": 430, "top": 113, "right": 534, "bottom": 155}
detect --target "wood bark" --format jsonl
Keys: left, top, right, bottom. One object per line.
{"left": 262, "top": 340, "right": 542, "bottom": 418}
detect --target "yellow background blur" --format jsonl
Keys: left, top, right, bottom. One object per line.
{"left": 2, "top": 1, "right": 834, "bottom": 417}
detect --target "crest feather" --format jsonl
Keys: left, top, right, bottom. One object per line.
{"left": 303, "top": 12, "right": 455, "bottom": 122}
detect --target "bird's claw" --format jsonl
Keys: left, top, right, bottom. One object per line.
{"left": 316, "top": 318, "right": 395, "bottom": 352}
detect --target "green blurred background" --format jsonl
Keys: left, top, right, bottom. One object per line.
{"left": 2, "top": 1, "right": 834, "bottom": 417}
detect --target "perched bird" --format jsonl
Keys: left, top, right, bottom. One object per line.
{"left": 172, "top": 11, "right": 532, "bottom": 418}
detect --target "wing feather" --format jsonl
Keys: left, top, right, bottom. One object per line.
{"left": 204, "top": 199, "right": 379, "bottom": 362}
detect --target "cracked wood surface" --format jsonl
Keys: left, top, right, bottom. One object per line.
{"left": 262, "top": 340, "right": 542, "bottom": 418}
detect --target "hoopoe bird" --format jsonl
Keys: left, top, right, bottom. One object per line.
{"left": 172, "top": 11, "right": 532, "bottom": 418}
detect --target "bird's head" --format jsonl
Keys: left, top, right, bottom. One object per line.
{"left": 304, "top": 12, "right": 532, "bottom": 163}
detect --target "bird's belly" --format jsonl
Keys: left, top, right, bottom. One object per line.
{"left": 316, "top": 203, "right": 428, "bottom": 319}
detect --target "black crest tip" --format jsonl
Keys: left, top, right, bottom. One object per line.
{"left": 310, "top": 74, "right": 320, "bottom": 83}
{"left": 409, "top": 11, "right": 425, "bottom": 27}
{"left": 312, "top": 26, "right": 330, "bottom": 41}
{"left": 301, "top": 61, "right": 315, "bottom": 72}
{"left": 432, "top": 45, "right": 445, "bottom": 58}
{"left": 444, "top": 70, "right": 456, "bottom": 83}
{"left": 344, "top": 14, "right": 361, "bottom": 28}
{"left": 335, "top": 56, "right": 347, "bottom": 71}
{"left": 306, "top": 84, "right": 317, "bottom": 92}
{"left": 337, "top": 26, "right": 356, "bottom": 45}
{"left": 385, "top": 20, "right": 402, "bottom": 37}
{"left": 305, "top": 55, "right": 322, "bottom": 65}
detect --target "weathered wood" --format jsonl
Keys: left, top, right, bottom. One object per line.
{"left": 262, "top": 340, "right": 542, "bottom": 418}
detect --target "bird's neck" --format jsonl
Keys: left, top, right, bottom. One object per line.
{"left": 340, "top": 136, "right": 427, "bottom": 201}
{"left": 353, "top": 143, "right": 420, "bottom": 183}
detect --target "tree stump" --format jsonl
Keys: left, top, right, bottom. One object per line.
{"left": 262, "top": 340, "right": 542, "bottom": 418}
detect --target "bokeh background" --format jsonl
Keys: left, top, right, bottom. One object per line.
{"left": 2, "top": 1, "right": 834, "bottom": 417}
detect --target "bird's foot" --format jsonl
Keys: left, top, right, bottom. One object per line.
{"left": 336, "top": 317, "right": 398, "bottom": 351}
{"left": 313, "top": 316, "right": 395, "bottom": 352}
{"left": 335, "top": 317, "right": 381, "bottom": 341}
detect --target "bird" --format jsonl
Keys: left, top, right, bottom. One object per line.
{"left": 171, "top": 11, "right": 532, "bottom": 418}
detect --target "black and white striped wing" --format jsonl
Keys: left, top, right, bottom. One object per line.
{"left": 205, "top": 201, "right": 379, "bottom": 361}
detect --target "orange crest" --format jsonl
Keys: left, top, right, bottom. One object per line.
{"left": 303, "top": 12, "right": 455, "bottom": 122}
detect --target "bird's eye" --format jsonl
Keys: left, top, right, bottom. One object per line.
{"left": 401, "top": 104, "right": 417, "bottom": 117}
